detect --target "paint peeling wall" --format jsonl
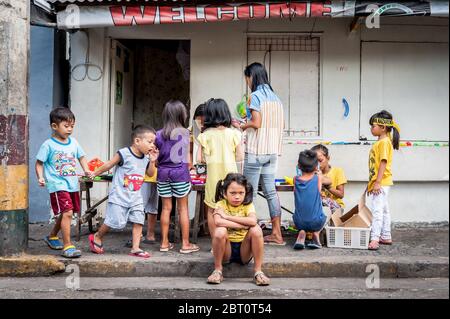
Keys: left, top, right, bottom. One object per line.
{"left": 0, "top": 0, "right": 30, "bottom": 255}
{"left": 0, "top": 0, "right": 30, "bottom": 212}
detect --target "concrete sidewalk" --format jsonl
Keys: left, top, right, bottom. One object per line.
{"left": 0, "top": 223, "right": 448, "bottom": 278}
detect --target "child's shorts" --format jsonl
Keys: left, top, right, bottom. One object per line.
{"left": 50, "top": 191, "right": 80, "bottom": 215}
{"left": 104, "top": 202, "right": 145, "bottom": 229}
{"left": 141, "top": 182, "right": 158, "bottom": 214}
{"left": 157, "top": 181, "right": 191, "bottom": 198}
{"left": 227, "top": 242, "right": 253, "bottom": 265}
{"left": 293, "top": 213, "right": 327, "bottom": 232}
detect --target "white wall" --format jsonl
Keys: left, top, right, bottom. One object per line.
{"left": 69, "top": 17, "right": 449, "bottom": 223}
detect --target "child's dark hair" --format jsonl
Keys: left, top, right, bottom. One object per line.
{"left": 132, "top": 125, "right": 156, "bottom": 141}
{"left": 298, "top": 150, "right": 319, "bottom": 173}
{"left": 215, "top": 173, "right": 254, "bottom": 206}
{"left": 203, "top": 98, "right": 232, "bottom": 129}
{"left": 311, "top": 144, "right": 329, "bottom": 158}
{"left": 369, "top": 110, "right": 400, "bottom": 150}
{"left": 162, "top": 100, "right": 188, "bottom": 139}
{"left": 193, "top": 103, "right": 205, "bottom": 119}
{"left": 50, "top": 107, "right": 75, "bottom": 125}
{"left": 244, "top": 62, "right": 274, "bottom": 93}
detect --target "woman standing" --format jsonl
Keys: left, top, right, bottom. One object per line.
{"left": 233, "top": 62, "right": 285, "bottom": 245}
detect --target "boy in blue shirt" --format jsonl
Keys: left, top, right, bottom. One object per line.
{"left": 36, "top": 107, "right": 93, "bottom": 258}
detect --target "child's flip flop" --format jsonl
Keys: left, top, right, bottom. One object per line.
{"left": 179, "top": 244, "right": 200, "bottom": 254}
{"left": 159, "top": 243, "right": 174, "bottom": 252}
{"left": 263, "top": 235, "right": 286, "bottom": 246}
{"left": 89, "top": 234, "right": 104, "bottom": 254}
{"left": 129, "top": 250, "right": 150, "bottom": 258}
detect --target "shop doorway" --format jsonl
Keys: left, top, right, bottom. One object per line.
{"left": 108, "top": 39, "right": 191, "bottom": 224}
{"left": 109, "top": 39, "right": 191, "bottom": 156}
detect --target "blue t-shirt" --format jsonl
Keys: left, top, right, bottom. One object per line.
{"left": 36, "top": 137, "right": 86, "bottom": 193}
{"left": 293, "top": 174, "right": 326, "bottom": 231}
{"left": 247, "top": 84, "right": 281, "bottom": 119}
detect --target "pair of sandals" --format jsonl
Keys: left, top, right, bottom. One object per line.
{"left": 89, "top": 234, "right": 150, "bottom": 258}
{"left": 159, "top": 243, "right": 200, "bottom": 254}
{"left": 293, "top": 231, "right": 322, "bottom": 250}
{"left": 293, "top": 240, "right": 322, "bottom": 250}
{"left": 368, "top": 238, "right": 393, "bottom": 250}
{"left": 207, "top": 270, "right": 270, "bottom": 286}
{"left": 44, "top": 236, "right": 81, "bottom": 258}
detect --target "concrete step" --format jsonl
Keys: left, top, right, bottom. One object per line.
{"left": 4, "top": 223, "right": 445, "bottom": 278}
{"left": 1, "top": 253, "right": 446, "bottom": 278}
{"left": 59, "top": 255, "right": 449, "bottom": 278}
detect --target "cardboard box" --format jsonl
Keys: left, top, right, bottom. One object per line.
{"left": 339, "top": 194, "right": 372, "bottom": 228}
{"left": 330, "top": 209, "right": 344, "bottom": 227}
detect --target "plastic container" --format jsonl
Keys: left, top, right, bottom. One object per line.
{"left": 325, "top": 225, "right": 371, "bottom": 249}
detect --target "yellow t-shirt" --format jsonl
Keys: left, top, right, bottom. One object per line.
{"left": 215, "top": 199, "right": 255, "bottom": 243}
{"left": 322, "top": 167, "right": 347, "bottom": 208}
{"left": 368, "top": 137, "right": 393, "bottom": 192}
{"left": 197, "top": 128, "right": 241, "bottom": 208}
{"left": 144, "top": 168, "right": 158, "bottom": 183}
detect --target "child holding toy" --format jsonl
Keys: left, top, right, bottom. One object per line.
{"left": 207, "top": 173, "right": 270, "bottom": 286}
{"left": 292, "top": 150, "right": 327, "bottom": 250}
{"left": 36, "top": 107, "right": 93, "bottom": 258}
{"left": 156, "top": 100, "right": 199, "bottom": 254}
{"left": 88, "top": 125, "right": 157, "bottom": 258}
{"left": 311, "top": 144, "right": 347, "bottom": 212}
{"left": 197, "top": 98, "right": 244, "bottom": 238}
{"left": 367, "top": 110, "right": 400, "bottom": 250}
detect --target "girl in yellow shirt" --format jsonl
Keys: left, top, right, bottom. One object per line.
{"left": 207, "top": 173, "right": 269, "bottom": 286}
{"left": 367, "top": 110, "right": 400, "bottom": 250}
{"left": 197, "top": 99, "right": 244, "bottom": 239}
{"left": 311, "top": 144, "right": 347, "bottom": 212}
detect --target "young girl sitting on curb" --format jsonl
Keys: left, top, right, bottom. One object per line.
{"left": 207, "top": 173, "right": 270, "bottom": 286}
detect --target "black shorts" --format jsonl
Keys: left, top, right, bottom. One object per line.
{"left": 228, "top": 242, "right": 252, "bottom": 265}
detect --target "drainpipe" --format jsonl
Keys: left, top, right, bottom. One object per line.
{"left": 0, "top": 0, "right": 30, "bottom": 256}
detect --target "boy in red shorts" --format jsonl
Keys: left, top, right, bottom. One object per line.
{"left": 36, "top": 107, "right": 93, "bottom": 258}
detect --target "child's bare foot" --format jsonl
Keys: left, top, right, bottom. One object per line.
{"left": 143, "top": 235, "right": 156, "bottom": 244}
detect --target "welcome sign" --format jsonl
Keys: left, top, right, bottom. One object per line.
{"left": 56, "top": 1, "right": 449, "bottom": 29}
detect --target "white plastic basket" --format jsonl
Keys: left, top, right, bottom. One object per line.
{"left": 325, "top": 225, "right": 371, "bottom": 249}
